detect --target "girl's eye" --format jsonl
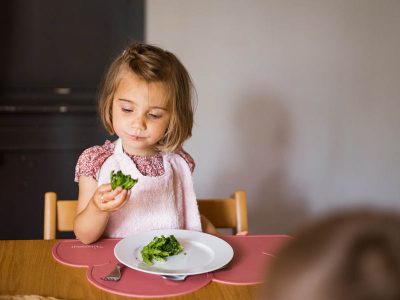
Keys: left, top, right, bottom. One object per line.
{"left": 122, "top": 107, "right": 133, "bottom": 112}
{"left": 148, "top": 113, "right": 161, "bottom": 119}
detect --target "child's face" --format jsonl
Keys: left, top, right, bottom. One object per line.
{"left": 112, "top": 71, "right": 170, "bottom": 156}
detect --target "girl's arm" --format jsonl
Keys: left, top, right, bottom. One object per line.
{"left": 201, "top": 215, "right": 220, "bottom": 236}
{"left": 200, "top": 215, "right": 248, "bottom": 236}
{"left": 73, "top": 175, "right": 128, "bottom": 244}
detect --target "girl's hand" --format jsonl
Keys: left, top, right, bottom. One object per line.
{"left": 236, "top": 231, "right": 248, "bottom": 236}
{"left": 93, "top": 184, "right": 129, "bottom": 212}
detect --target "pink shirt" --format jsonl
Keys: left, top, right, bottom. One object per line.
{"left": 75, "top": 140, "right": 195, "bottom": 181}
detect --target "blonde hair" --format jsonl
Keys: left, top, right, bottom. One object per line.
{"left": 98, "top": 42, "right": 195, "bottom": 152}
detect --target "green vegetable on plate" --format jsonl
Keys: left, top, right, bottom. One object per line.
{"left": 141, "top": 235, "right": 184, "bottom": 266}
{"left": 110, "top": 170, "right": 138, "bottom": 190}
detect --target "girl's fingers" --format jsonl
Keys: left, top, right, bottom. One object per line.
{"left": 97, "top": 188, "right": 128, "bottom": 211}
{"left": 98, "top": 186, "right": 121, "bottom": 203}
{"left": 236, "top": 231, "right": 248, "bottom": 236}
{"left": 111, "top": 189, "right": 129, "bottom": 208}
{"left": 96, "top": 184, "right": 112, "bottom": 204}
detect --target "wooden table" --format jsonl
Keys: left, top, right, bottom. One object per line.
{"left": 0, "top": 240, "right": 263, "bottom": 299}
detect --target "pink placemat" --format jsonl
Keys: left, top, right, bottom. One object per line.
{"left": 52, "top": 235, "right": 291, "bottom": 297}
{"left": 214, "top": 235, "right": 292, "bottom": 285}
{"left": 52, "top": 239, "right": 211, "bottom": 298}
{"left": 52, "top": 238, "right": 119, "bottom": 267}
{"left": 88, "top": 264, "right": 212, "bottom": 298}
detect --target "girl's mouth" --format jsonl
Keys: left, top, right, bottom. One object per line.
{"left": 128, "top": 134, "right": 146, "bottom": 141}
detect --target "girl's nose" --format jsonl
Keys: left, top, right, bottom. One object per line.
{"left": 131, "top": 114, "right": 146, "bottom": 130}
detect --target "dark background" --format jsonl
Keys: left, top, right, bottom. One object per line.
{"left": 0, "top": 0, "right": 145, "bottom": 239}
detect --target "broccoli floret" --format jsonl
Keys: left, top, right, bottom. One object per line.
{"left": 140, "top": 235, "right": 184, "bottom": 266}
{"left": 110, "top": 170, "right": 138, "bottom": 190}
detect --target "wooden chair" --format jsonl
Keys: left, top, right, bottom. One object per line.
{"left": 43, "top": 192, "right": 77, "bottom": 240}
{"left": 197, "top": 190, "right": 248, "bottom": 235}
{"left": 43, "top": 190, "right": 248, "bottom": 239}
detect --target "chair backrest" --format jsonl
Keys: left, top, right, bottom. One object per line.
{"left": 197, "top": 190, "right": 248, "bottom": 234}
{"left": 43, "top": 190, "right": 248, "bottom": 239}
{"left": 44, "top": 192, "right": 77, "bottom": 240}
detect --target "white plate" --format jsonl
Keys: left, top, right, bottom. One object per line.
{"left": 114, "top": 229, "right": 234, "bottom": 276}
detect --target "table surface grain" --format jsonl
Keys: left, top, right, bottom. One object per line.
{"left": 0, "top": 240, "right": 263, "bottom": 300}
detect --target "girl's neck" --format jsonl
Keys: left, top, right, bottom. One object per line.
{"left": 121, "top": 145, "right": 159, "bottom": 157}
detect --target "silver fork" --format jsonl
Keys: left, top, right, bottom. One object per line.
{"left": 102, "top": 263, "right": 124, "bottom": 281}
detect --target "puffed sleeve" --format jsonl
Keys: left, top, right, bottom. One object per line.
{"left": 74, "top": 140, "right": 115, "bottom": 182}
{"left": 175, "top": 148, "right": 195, "bottom": 173}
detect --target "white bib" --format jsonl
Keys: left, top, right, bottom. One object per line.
{"left": 97, "top": 139, "right": 202, "bottom": 237}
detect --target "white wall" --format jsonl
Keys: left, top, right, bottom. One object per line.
{"left": 146, "top": 0, "right": 400, "bottom": 233}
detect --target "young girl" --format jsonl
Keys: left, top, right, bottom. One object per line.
{"left": 74, "top": 42, "right": 217, "bottom": 244}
